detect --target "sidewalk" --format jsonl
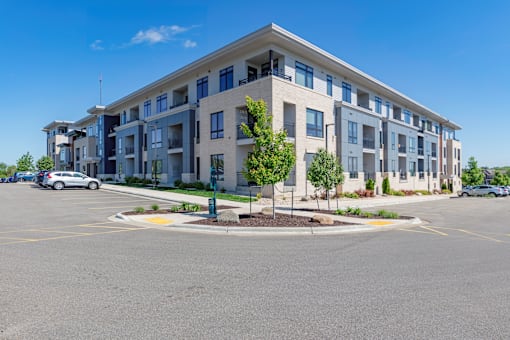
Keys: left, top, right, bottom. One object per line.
{"left": 101, "top": 184, "right": 447, "bottom": 235}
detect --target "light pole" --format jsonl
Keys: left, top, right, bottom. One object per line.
{"left": 427, "top": 153, "right": 431, "bottom": 192}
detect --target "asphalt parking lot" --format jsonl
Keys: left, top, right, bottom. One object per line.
{"left": 2, "top": 183, "right": 510, "bottom": 339}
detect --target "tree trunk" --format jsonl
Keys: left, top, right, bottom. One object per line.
{"left": 272, "top": 184, "right": 276, "bottom": 219}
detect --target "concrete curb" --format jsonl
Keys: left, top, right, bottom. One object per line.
{"left": 112, "top": 212, "right": 423, "bottom": 236}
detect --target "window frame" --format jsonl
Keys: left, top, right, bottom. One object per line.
{"left": 342, "top": 82, "right": 352, "bottom": 103}
{"left": 348, "top": 121, "right": 358, "bottom": 144}
{"left": 210, "top": 111, "right": 224, "bottom": 140}
{"left": 326, "top": 75, "right": 333, "bottom": 96}
{"left": 197, "top": 76, "right": 208, "bottom": 100}
{"left": 295, "top": 61, "right": 314, "bottom": 89}
{"left": 156, "top": 93, "right": 167, "bottom": 113}
{"left": 306, "top": 108, "right": 323, "bottom": 138}
{"left": 144, "top": 100, "right": 151, "bottom": 118}
{"left": 219, "top": 66, "right": 233, "bottom": 92}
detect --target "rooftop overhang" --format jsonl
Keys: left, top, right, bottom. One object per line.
{"left": 41, "top": 120, "right": 75, "bottom": 132}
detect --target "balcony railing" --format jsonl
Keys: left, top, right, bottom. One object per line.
{"left": 363, "top": 139, "right": 375, "bottom": 149}
{"left": 108, "top": 149, "right": 116, "bottom": 157}
{"left": 284, "top": 171, "right": 296, "bottom": 186}
{"left": 169, "top": 100, "right": 188, "bottom": 110}
{"left": 431, "top": 151, "right": 437, "bottom": 157}
{"left": 433, "top": 172, "right": 438, "bottom": 178}
{"left": 238, "top": 70, "right": 292, "bottom": 86}
{"left": 419, "top": 171, "right": 425, "bottom": 179}
{"left": 364, "top": 172, "right": 375, "bottom": 181}
{"left": 349, "top": 171, "right": 358, "bottom": 179}
{"left": 284, "top": 122, "right": 295, "bottom": 138}
{"left": 168, "top": 138, "right": 183, "bottom": 149}
{"left": 398, "top": 146, "right": 406, "bottom": 153}
{"left": 125, "top": 146, "right": 135, "bottom": 154}
{"left": 400, "top": 172, "right": 407, "bottom": 180}
{"left": 418, "top": 148, "right": 424, "bottom": 156}
{"left": 237, "top": 123, "right": 254, "bottom": 140}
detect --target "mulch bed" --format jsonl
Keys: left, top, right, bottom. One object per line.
{"left": 187, "top": 212, "right": 354, "bottom": 227}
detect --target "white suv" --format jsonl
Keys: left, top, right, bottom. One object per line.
{"left": 43, "top": 171, "right": 101, "bottom": 190}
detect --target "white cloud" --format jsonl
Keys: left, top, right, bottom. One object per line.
{"left": 90, "top": 39, "right": 104, "bottom": 51}
{"left": 183, "top": 39, "right": 197, "bottom": 48}
{"left": 130, "top": 25, "right": 190, "bottom": 45}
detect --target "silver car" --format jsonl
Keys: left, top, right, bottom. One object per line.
{"left": 43, "top": 171, "right": 101, "bottom": 190}
{"left": 459, "top": 185, "right": 503, "bottom": 197}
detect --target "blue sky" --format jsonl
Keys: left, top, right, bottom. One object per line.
{"left": 1, "top": 0, "right": 509, "bottom": 167}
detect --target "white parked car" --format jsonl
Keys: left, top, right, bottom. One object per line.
{"left": 43, "top": 171, "right": 101, "bottom": 190}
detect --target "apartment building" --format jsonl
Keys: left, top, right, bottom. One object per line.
{"left": 42, "top": 120, "right": 74, "bottom": 171}
{"left": 44, "top": 23, "right": 462, "bottom": 195}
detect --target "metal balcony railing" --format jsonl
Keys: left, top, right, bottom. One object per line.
{"left": 168, "top": 138, "right": 183, "bottom": 149}
{"left": 349, "top": 171, "right": 358, "bottom": 179}
{"left": 125, "top": 146, "right": 135, "bottom": 154}
{"left": 237, "top": 124, "right": 254, "bottom": 140}
{"left": 284, "top": 123, "right": 295, "bottom": 138}
{"left": 363, "top": 139, "right": 375, "bottom": 149}
{"left": 418, "top": 148, "right": 424, "bottom": 156}
{"left": 398, "top": 146, "right": 406, "bottom": 153}
{"left": 238, "top": 70, "right": 292, "bottom": 86}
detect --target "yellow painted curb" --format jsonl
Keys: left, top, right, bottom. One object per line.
{"left": 144, "top": 217, "right": 173, "bottom": 225}
{"left": 367, "top": 220, "right": 394, "bottom": 226}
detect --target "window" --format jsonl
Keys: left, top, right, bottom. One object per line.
{"left": 144, "top": 100, "right": 151, "bottom": 118}
{"left": 60, "top": 149, "right": 65, "bottom": 162}
{"left": 295, "top": 61, "right": 313, "bottom": 89}
{"left": 118, "top": 137, "right": 122, "bottom": 154}
{"left": 391, "top": 159, "right": 396, "bottom": 172}
{"left": 210, "top": 112, "right": 224, "bottom": 139}
{"left": 196, "top": 157, "right": 200, "bottom": 180}
{"left": 121, "top": 111, "right": 126, "bottom": 125}
{"left": 386, "top": 101, "right": 391, "bottom": 117}
{"left": 88, "top": 125, "right": 94, "bottom": 136}
{"left": 327, "top": 75, "right": 333, "bottom": 96}
{"left": 409, "top": 137, "right": 416, "bottom": 153}
{"left": 375, "top": 97, "right": 382, "bottom": 114}
{"left": 197, "top": 76, "right": 208, "bottom": 101}
{"left": 196, "top": 121, "right": 200, "bottom": 144}
{"left": 391, "top": 132, "right": 395, "bottom": 150}
{"left": 348, "top": 121, "right": 358, "bottom": 144}
{"left": 156, "top": 93, "right": 167, "bottom": 113}
{"left": 409, "top": 161, "right": 416, "bottom": 176}
{"left": 306, "top": 108, "right": 323, "bottom": 138}
{"left": 151, "top": 128, "right": 162, "bottom": 148}
{"left": 211, "top": 154, "right": 224, "bottom": 181}
{"left": 83, "top": 146, "right": 87, "bottom": 158}
{"left": 348, "top": 157, "right": 358, "bottom": 178}
{"left": 403, "top": 110, "right": 411, "bottom": 124}
{"left": 220, "top": 66, "right": 233, "bottom": 92}
{"left": 342, "top": 82, "right": 351, "bottom": 103}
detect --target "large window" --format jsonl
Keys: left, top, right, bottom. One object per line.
{"left": 121, "top": 111, "right": 126, "bottom": 125}
{"left": 409, "top": 161, "right": 416, "bottom": 176}
{"left": 118, "top": 137, "right": 122, "bottom": 154}
{"left": 210, "top": 111, "right": 224, "bottom": 139}
{"left": 197, "top": 76, "right": 208, "bottom": 101}
{"left": 409, "top": 137, "right": 416, "bottom": 153}
{"left": 220, "top": 66, "right": 233, "bottom": 92}
{"left": 211, "top": 154, "right": 224, "bottom": 181}
{"left": 348, "top": 121, "right": 358, "bottom": 144}
{"left": 295, "top": 61, "right": 313, "bottom": 89}
{"left": 342, "top": 82, "right": 351, "bottom": 103}
{"left": 375, "top": 96, "right": 382, "bottom": 114}
{"left": 306, "top": 108, "right": 323, "bottom": 138}
{"left": 151, "top": 128, "right": 162, "bottom": 148}
{"left": 348, "top": 157, "right": 358, "bottom": 178}
{"left": 144, "top": 100, "right": 151, "bottom": 118}
{"left": 391, "top": 132, "right": 395, "bottom": 150}
{"left": 327, "top": 75, "right": 333, "bottom": 96}
{"left": 404, "top": 110, "right": 411, "bottom": 124}
{"left": 156, "top": 94, "right": 167, "bottom": 113}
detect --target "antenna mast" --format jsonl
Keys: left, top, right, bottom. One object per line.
{"left": 99, "top": 73, "right": 103, "bottom": 105}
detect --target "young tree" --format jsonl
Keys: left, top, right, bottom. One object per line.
{"left": 307, "top": 148, "right": 344, "bottom": 210}
{"left": 36, "top": 155, "right": 55, "bottom": 171}
{"left": 491, "top": 171, "right": 510, "bottom": 186}
{"left": 241, "top": 96, "right": 296, "bottom": 219}
{"left": 0, "top": 162, "right": 7, "bottom": 177}
{"left": 16, "top": 152, "right": 34, "bottom": 172}
{"left": 461, "top": 156, "right": 484, "bottom": 186}
{"left": 382, "top": 176, "right": 391, "bottom": 194}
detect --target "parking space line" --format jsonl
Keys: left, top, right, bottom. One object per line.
{"left": 29, "top": 229, "right": 91, "bottom": 235}
{"left": 453, "top": 228, "right": 504, "bottom": 243}
{"left": 397, "top": 228, "right": 441, "bottom": 235}
{"left": 71, "top": 199, "right": 154, "bottom": 205}
{"left": 419, "top": 226, "right": 448, "bottom": 236}
{"left": 0, "top": 236, "right": 38, "bottom": 242}
{"left": 88, "top": 205, "right": 156, "bottom": 210}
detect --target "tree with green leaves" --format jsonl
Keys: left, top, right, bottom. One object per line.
{"left": 36, "top": 155, "right": 54, "bottom": 171}
{"left": 241, "top": 96, "right": 296, "bottom": 219}
{"left": 382, "top": 176, "right": 391, "bottom": 194}
{"left": 0, "top": 162, "right": 7, "bottom": 177}
{"left": 461, "top": 156, "right": 484, "bottom": 186}
{"left": 491, "top": 171, "right": 510, "bottom": 186}
{"left": 307, "top": 148, "right": 344, "bottom": 210}
{"left": 16, "top": 152, "right": 34, "bottom": 172}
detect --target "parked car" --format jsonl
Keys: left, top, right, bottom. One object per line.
{"left": 13, "top": 171, "right": 36, "bottom": 182}
{"left": 499, "top": 186, "right": 509, "bottom": 196}
{"left": 459, "top": 185, "right": 503, "bottom": 197}
{"left": 43, "top": 171, "right": 101, "bottom": 190}
{"left": 35, "top": 170, "right": 50, "bottom": 186}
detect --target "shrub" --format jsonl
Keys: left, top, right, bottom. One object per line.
{"left": 143, "top": 179, "right": 153, "bottom": 185}
{"left": 441, "top": 183, "right": 448, "bottom": 190}
{"left": 377, "top": 209, "right": 399, "bottom": 219}
{"left": 382, "top": 176, "right": 391, "bottom": 194}
{"left": 335, "top": 209, "right": 347, "bottom": 215}
{"left": 193, "top": 181, "right": 205, "bottom": 190}
{"left": 342, "top": 192, "right": 359, "bottom": 199}
{"left": 415, "top": 190, "right": 431, "bottom": 195}
{"left": 190, "top": 203, "right": 201, "bottom": 212}
{"left": 170, "top": 205, "right": 180, "bottom": 212}
{"left": 390, "top": 190, "right": 405, "bottom": 196}
{"left": 442, "top": 189, "right": 452, "bottom": 194}
{"left": 346, "top": 207, "right": 362, "bottom": 215}
{"left": 365, "top": 178, "right": 375, "bottom": 191}
{"left": 174, "top": 179, "right": 183, "bottom": 188}
{"left": 361, "top": 211, "right": 374, "bottom": 218}
{"left": 134, "top": 206, "right": 145, "bottom": 213}
{"left": 151, "top": 204, "right": 159, "bottom": 211}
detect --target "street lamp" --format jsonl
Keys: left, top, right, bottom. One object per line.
{"left": 427, "top": 153, "right": 431, "bottom": 192}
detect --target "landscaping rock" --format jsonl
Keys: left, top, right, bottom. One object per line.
{"left": 261, "top": 207, "right": 274, "bottom": 215}
{"left": 311, "top": 214, "right": 334, "bottom": 225}
{"left": 217, "top": 210, "right": 240, "bottom": 223}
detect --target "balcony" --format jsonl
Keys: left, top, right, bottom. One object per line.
{"left": 398, "top": 146, "right": 406, "bottom": 153}
{"left": 284, "top": 171, "right": 296, "bottom": 186}
{"left": 108, "top": 149, "right": 116, "bottom": 157}
{"left": 418, "top": 148, "right": 424, "bottom": 156}
{"left": 349, "top": 171, "right": 359, "bottom": 179}
{"left": 363, "top": 139, "right": 375, "bottom": 149}
{"left": 169, "top": 100, "right": 189, "bottom": 110}
{"left": 284, "top": 122, "right": 295, "bottom": 138}
{"left": 237, "top": 124, "right": 254, "bottom": 140}
{"left": 431, "top": 151, "right": 437, "bottom": 158}
{"left": 125, "top": 146, "right": 135, "bottom": 155}
{"left": 419, "top": 171, "right": 425, "bottom": 179}
{"left": 238, "top": 70, "right": 292, "bottom": 86}
{"left": 400, "top": 172, "right": 407, "bottom": 180}
{"left": 168, "top": 138, "right": 183, "bottom": 149}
